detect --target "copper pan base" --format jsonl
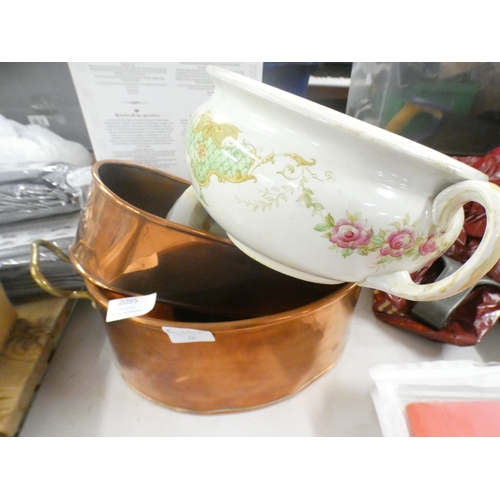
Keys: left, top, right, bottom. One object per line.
{"left": 86, "top": 280, "right": 361, "bottom": 413}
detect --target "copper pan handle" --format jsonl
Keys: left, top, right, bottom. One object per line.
{"left": 30, "top": 239, "right": 96, "bottom": 307}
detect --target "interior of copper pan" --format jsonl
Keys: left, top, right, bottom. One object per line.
{"left": 70, "top": 161, "right": 349, "bottom": 321}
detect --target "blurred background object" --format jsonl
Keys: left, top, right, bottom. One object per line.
{"left": 346, "top": 62, "right": 500, "bottom": 156}
{"left": 0, "top": 62, "right": 92, "bottom": 151}
{"left": 263, "top": 62, "right": 352, "bottom": 112}
{"left": 263, "top": 62, "right": 320, "bottom": 97}
{"left": 306, "top": 62, "right": 352, "bottom": 112}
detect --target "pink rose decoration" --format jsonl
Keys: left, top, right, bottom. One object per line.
{"left": 380, "top": 227, "right": 416, "bottom": 258}
{"left": 419, "top": 234, "right": 439, "bottom": 256}
{"left": 330, "top": 218, "right": 373, "bottom": 249}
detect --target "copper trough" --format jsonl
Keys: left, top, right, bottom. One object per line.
{"left": 31, "top": 160, "right": 361, "bottom": 413}
{"left": 85, "top": 279, "right": 360, "bottom": 413}
{"left": 70, "top": 160, "right": 347, "bottom": 320}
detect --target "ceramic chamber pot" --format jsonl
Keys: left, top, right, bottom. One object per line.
{"left": 85, "top": 280, "right": 360, "bottom": 413}
{"left": 186, "top": 66, "right": 500, "bottom": 302}
{"left": 70, "top": 160, "right": 346, "bottom": 320}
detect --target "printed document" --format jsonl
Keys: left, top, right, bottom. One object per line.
{"left": 69, "top": 62, "right": 263, "bottom": 180}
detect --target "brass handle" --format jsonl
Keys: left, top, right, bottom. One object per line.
{"left": 30, "top": 239, "right": 96, "bottom": 307}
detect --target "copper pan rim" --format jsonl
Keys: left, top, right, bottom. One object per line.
{"left": 86, "top": 279, "right": 359, "bottom": 331}
{"left": 91, "top": 159, "right": 232, "bottom": 245}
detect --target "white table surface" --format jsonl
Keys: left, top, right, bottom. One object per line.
{"left": 19, "top": 288, "right": 500, "bottom": 437}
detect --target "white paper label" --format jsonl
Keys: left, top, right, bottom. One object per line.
{"left": 162, "top": 327, "right": 215, "bottom": 344}
{"left": 106, "top": 293, "right": 157, "bottom": 322}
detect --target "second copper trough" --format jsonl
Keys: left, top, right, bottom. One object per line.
{"left": 70, "top": 160, "right": 345, "bottom": 320}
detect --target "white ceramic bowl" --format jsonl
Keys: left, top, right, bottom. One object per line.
{"left": 185, "top": 66, "right": 500, "bottom": 301}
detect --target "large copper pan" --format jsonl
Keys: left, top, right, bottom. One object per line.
{"left": 70, "top": 160, "right": 343, "bottom": 320}
{"left": 85, "top": 279, "right": 360, "bottom": 413}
